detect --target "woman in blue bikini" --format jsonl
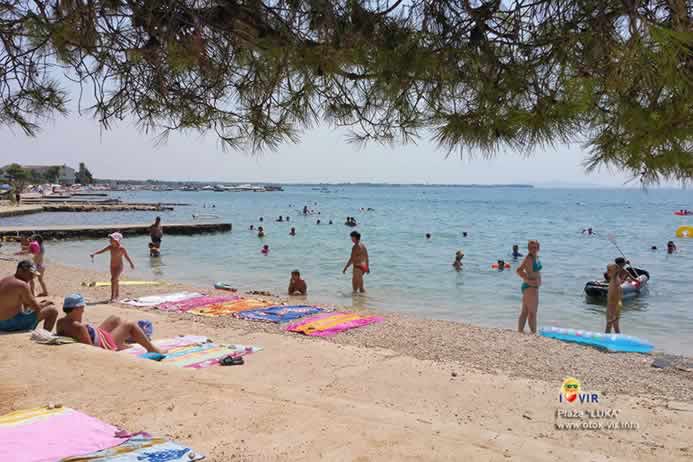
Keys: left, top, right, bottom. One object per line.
{"left": 516, "top": 240, "right": 542, "bottom": 333}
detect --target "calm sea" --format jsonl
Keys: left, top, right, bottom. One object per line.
{"left": 3, "top": 186, "right": 692, "bottom": 354}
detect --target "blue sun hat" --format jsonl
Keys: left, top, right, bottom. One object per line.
{"left": 63, "top": 293, "right": 86, "bottom": 309}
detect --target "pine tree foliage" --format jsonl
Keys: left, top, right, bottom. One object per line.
{"left": 1, "top": 0, "right": 691, "bottom": 181}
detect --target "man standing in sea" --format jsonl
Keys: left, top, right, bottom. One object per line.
{"left": 343, "top": 231, "right": 370, "bottom": 293}
{"left": 149, "top": 216, "right": 163, "bottom": 250}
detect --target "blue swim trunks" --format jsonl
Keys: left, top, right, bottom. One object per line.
{"left": 0, "top": 311, "right": 38, "bottom": 332}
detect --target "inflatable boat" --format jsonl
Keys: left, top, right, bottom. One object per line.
{"left": 674, "top": 210, "right": 692, "bottom": 216}
{"left": 584, "top": 268, "right": 649, "bottom": 299}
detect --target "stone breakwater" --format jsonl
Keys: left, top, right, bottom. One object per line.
{"left": 0, "top": 222, "right": 231, "bottom": 240}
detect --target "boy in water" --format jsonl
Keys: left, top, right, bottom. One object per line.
{"left": 90, "top": 233, "right": 134, "bottom": 303}
{"left": 148, "top": 242, "right": 160, "bottom": 257}
{"left": 288, "top": 270, "right": 307, "bottom": 295}
{"left": 606, "top": 263, "right": 622, "bottom": 333}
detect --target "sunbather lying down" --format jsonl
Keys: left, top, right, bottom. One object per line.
{"left": 56, "top": 294, "right": 164, "bottom": 354}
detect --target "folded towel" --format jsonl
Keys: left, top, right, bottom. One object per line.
{"left": 30, "top": 329, "right": 77, "bottom": 345}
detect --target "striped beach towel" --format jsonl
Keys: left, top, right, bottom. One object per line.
{"left": 121, "top": 337, "right": 261, "bottom": 369}
{"left": 235, "top": 305, "right": 324, "bottom": 323}
{"left": 60, "top": 434, "right": 205, "bottom": 461}
{"left": 190, "top": 298, "right": 272, "bottom": 317}
{"left": 285, "top": 312, "right": 384, "bottom": 337}
{"left": 0, "top": 407, "right": 125, "bottom": 462}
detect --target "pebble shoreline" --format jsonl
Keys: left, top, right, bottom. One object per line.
{"left": 1, "top": 257, "right": 690, "bottom": 403}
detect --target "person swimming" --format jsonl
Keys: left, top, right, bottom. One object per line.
{"left": 249, "top": 224, "right": 254, "bottom": 231}
{"left": 453, "top": 250, "right": 464, "bottom": 271}
{"left": 426, "top": 233, "right": 431, "bottom": 239}
{"left": 276, "top": 216, "right": 284, "bottom": 222}
{"left": 316, "top": 219, "right": 321, "bottom": 225}
{"left": 289, "top": 227, "right": 296, "bottom": 236}
{"left": 462, "top": 232, "right": 468, "bottom": 238}
{"left": 261, "top": 244, "right": 269, "bottom": 255}
{"left": 667, "top": 241, "right": 677, "bottom": 254}
{"left": 512, "top": 244, "right": 522, "bottom": 259}
{"left": 257, "top": 226, "right": 265, "bottom": 238}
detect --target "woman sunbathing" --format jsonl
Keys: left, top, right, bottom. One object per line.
{"left": 56, "top": 293, "right": 163, "bottom": 353}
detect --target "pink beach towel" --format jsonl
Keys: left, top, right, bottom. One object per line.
{"left": 157, "top": 295, "right": 241, "bottom": 312}
{"left": 285, "top": 312, "right": 384, "bottom": 337}
{"left": 0, "top": 407, "right": 124, "bottom": 462}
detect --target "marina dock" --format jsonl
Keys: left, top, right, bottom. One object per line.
{"left": 0, "top": 222, "right": 231, "bottom": 240}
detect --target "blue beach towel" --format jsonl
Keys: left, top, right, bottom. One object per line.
{"left": 236, "top": 305, "right": 323, "bottom": 323}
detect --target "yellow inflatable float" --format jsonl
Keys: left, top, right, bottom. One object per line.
{"left": 676, "top": 226, "right": 693, "bottom": 238}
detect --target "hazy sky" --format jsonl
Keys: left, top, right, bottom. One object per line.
{"left": 1, "top": 112, "right": 637, "bottom": 186}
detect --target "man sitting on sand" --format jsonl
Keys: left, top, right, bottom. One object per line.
{"left": 56, "top": 293, "right": 163, "bottom": 353}
{"left": 288, "top": 270, "right": 307, "bottom": 295}
{"left": 0, "top": 260, "right": 58, "bottom": 332}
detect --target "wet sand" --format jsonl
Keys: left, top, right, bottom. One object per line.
{"left": 1, "top": 257, "right": 692, "bottom": 461}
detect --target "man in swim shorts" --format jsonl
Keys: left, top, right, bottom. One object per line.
{"left": 0, "top": 260, "right": 58, "bottom": 332}
{"left": 149, "top": 217, "right": 163, "bottom": 249}
{"left": 288, "top": 270, "right": 307, "bottom": 295}
{"left": 343, "top": 231, "right": 369, "bottom": 293}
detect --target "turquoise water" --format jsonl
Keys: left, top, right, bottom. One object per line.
{"left": 3, "top": 186, "right": 692, "bottom": 354}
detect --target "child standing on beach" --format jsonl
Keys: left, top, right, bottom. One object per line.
{"left": 29, "top": 235, "right": 48, "bottom": 296}
{"left": 606, "top": 263, "right": 622, "bottom": 334}
{"left": 90, "top": 233, "right": 134, "bottom": 303}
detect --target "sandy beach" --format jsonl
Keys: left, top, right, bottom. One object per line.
{"left": 1, "top": 257, "right": 692, "bottom": 461}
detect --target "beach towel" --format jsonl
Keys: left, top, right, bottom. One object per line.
{"left": 31, "top": 328, "right": 77, "bottom": 345}
{"left": 235, "top": 305, "right": 324, "bottom": 323}
{"left": 189, "top": 298, "right": 271, "bottom": 317}
{"left": 0, "top": 407, "right": 125, "bottom": 462}
{"left": 60, "top": 434, "right": 205, "bottom": 461}
{"left": 121, "top": 292, "right": 203, "bottom": 307}
{"left": 121, "top": 336, "right": 261, "bottom": 369}
{"left": 84, "top": 280, "right": 162, "bottom": 288}
{"left": 285, "top": 312, "right": 384, "bottom": 337}
{"left": 121, "top": 335, "right": 210, "bottom": 354}
{"left": 157, "top": 295, "right": 241, "bottom": 313}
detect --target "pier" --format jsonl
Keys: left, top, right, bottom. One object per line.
{"left": 0, "top": 205, "right": 45, "bottom": 218}
{"left": 0, "top": 222, "right": 231, "bottom": 240}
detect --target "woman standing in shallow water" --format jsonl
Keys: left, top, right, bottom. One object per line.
{"left": 516, "top": 240, "right": 542, "bottom": 334}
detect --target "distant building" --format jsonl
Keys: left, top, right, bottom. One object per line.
{"left": 0, "top": 164, "right": 77, "bottom": 185}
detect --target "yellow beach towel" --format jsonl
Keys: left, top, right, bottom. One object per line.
{"left": 190, "top": 299, "right": 271, "bottom": 317}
